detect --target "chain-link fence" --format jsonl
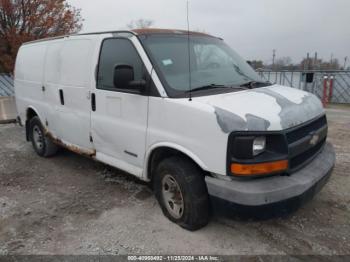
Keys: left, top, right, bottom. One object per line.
{"left": 0, "top": 73, "right": 14, "bottom": 97}
{"left": 257, "top": 70, "right": 350, "bottom": 104}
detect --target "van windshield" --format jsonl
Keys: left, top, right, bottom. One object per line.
{"left": 140, "top": 34, "right": 264, "bottom": 97}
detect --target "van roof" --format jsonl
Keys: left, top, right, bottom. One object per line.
{"left": 131, "top": 28, "right": 214, "bottom": 37}
{"left": 22, "top": 28, "right": 216, "bottom": 45}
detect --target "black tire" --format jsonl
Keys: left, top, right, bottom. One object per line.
{"left": 153, "top": 156, "right": 210, "bottom": 231}
{"left": 29, "top": 116, "right": 58, "bottom": 157}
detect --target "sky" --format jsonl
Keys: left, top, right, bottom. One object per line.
{"left": 68, "top": 0, "right": 350, "bottom": 65}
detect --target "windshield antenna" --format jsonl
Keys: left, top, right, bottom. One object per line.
{"left": 186, "top": 0, "right": 192, "bottom": 101}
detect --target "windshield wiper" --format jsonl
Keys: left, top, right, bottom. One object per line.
{"left": 240, "top": 81, "right": 271, "bottom": 89}
{"left": 186, "top": 84, "right": 228, "bottom": 93}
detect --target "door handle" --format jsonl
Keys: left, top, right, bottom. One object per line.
{"left": 59, "top": 89, "right": 64, "bottom": 105}
{"left": 91, "top": 93, "right": 96, "bottom": 111}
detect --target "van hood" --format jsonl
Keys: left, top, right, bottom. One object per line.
{"left": 195, "top": 84, "right": 324, "bottom": 132}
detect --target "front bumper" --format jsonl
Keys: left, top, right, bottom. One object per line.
{"left": 206, "top": 142, "right": 335, "bottom": 207}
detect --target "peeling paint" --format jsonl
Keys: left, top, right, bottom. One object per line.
{"left": 253, "top": 87, "right": 323, "bottom": 129}
{"left": 246, "top": 114, "right": 271, "bottom": 131}
{"left": 214, "top": 107, "right": 247, "bottom": 133}
{"left": 214, "top": 107, "right": 272, "bottom": 133}
{"left": 211, "top": 85, "right": 323, "bottom": 133}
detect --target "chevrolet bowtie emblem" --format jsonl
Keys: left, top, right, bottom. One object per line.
{"left": 310, "top": 134, "right": 319, "bottom": 146}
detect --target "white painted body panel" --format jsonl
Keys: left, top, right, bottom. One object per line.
{"left": 194, "top": 84, "right": 324, "bottom": 131}
{"left": 91, "top": 90, "right": 149, "bottom": 174}
{"left": 15, "top": 43, "right": 48, "bottom": 126}
{"left": 45, "top": 36, "right": 96, "bottom": 151}
{"left": 145, "top": 97, "right": 227, "bottom": 176}
{"left": 14, "top": 33, "right": 325, "bottom": 182}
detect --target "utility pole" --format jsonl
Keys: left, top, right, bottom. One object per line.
{"left": 330, "top": 53, "right": 334, "bottom": 69}
{"left": 272, "top": 49, "right": 276, "bottom": 70}
{"left": 344, "top": 56, "right": 348, "bottom": 70}
{"left": 314, "top": 52, "right": 318, "bottom": 70}
{"left": 305, "top": 52, "right": 310, "bottom": 70}
{"left": 303, "top": 53, "right": 310, "bottom": 91}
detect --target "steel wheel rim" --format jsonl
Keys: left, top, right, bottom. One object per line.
{"left": 33, "top": 125, "right": 44, "bottom": 150}
{"left": 161, "top": 174, "right": 184, "bottom": 219}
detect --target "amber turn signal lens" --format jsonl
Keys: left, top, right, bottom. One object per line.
{"left": 231, "top": 160, "right": 288, "bottom": 176}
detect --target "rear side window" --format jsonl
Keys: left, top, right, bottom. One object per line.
{"left": 97, "top": 38, "right": 144, "bottom": 91}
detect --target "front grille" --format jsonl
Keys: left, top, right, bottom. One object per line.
{"left": 287, "top": 115, "right": 328, "bottom": 172}
{"left": 286, "top": 115, "right": 327, "bottom": 144}
{"left": 289, "top": 138, "right": 326, "bottom": 171}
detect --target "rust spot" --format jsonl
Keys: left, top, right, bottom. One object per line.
{"left": 132, "top": 28, "right": 215, "bottom": 38}
{"left": 45, "top": 130, "right": 96, "bottom": 158}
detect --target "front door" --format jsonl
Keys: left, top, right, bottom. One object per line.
{"left": 91, "top": 38, "right": 149, "bottom": 177}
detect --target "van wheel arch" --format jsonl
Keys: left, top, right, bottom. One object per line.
{"left": 147, "top": 146, "right": 208, "bottom": 183}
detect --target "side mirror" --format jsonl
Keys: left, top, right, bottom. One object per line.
{"left": 113, "top": 64, "right": 146, "bottom": 91}
{"left": 113, "top": 64, "right": 134, "bottom": 89}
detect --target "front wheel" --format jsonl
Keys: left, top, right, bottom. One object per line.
{"left": 29, "top": 116, "right": 58, "bottom": 157}
{"left": 154, "top": 156, "right": 210, "bottom": 231}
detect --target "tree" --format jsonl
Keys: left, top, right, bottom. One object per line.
{"left": 300, "top": 57, "right": 341, "bottom": 70}
{"left": 127, "top": 19, "right": 154, "bottom": 29}
{"left": 328, "top": 58, "right": 340, "bottom": 70}
{"left": 274, "top": 56, "right": 293, "bottom": 70}
{"left": 0, "top": 0, "right": 83, "bottom": 73}
{"left": 300, "top": 57, "right": 314, "bottom": 70}
{"left": 264, "top": 56, "right": 295, "bottom": 70}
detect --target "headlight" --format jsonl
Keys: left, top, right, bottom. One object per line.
{"left": 228, "top": 133, "right": 289, "bottom": 177}
{"left": 253, "top": 136, "right": 266, "bottom": 156}
{"left": 231, "top": 135, "right": 266, "bottom": 159}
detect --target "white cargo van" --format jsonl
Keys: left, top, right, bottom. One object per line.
{"left": 15, "top": 29, "right": 335, "bottom": 230}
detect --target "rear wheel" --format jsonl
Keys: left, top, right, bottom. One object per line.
{"left": 154, "top": 156, "right": 210, "bottom": 231}
{"left": 29, "top": 116, "right": 58, "bottom": 157}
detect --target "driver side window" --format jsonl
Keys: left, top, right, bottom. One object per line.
{"left": 97, "top": 38, "right": 144, "bottom": 91}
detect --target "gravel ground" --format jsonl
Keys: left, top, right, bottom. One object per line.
{"left": 0, "top": 107, "right": 349, "bottom": 255}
